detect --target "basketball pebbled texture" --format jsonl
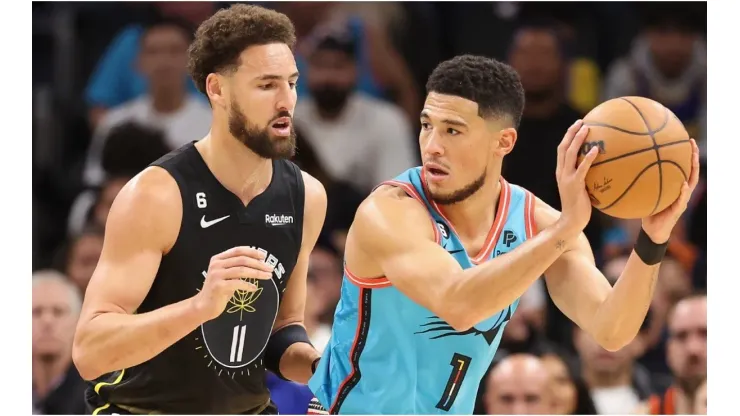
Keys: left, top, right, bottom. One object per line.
{"left": 576, "top": 96, "right": 692, "bottom": 219}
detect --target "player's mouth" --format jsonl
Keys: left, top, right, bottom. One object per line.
{"left": 270, "top": 117, "right": 292, "bottom": 137}
{"left": 424, "top": 162, "right": 449, "bottom": 183}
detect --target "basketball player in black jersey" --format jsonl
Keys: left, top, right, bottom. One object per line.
{"left": 72, "top": 5, "right": 327, "bottom": 414}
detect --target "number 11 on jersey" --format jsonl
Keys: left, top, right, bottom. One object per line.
{"left": 435, "top": 353, "right": 472, "bottom": 411}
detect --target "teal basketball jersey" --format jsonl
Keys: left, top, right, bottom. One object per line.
{"left": 309, "top": 167, "right": 537, "bottom": 414}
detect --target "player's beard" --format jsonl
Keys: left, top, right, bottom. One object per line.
{"left": 430, "top": 168, "right": 487, "bottom": 205}
{"left": 228, "top": 99, "right": 297, "bottom": 160}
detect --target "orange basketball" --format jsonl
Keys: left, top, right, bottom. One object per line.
{"left": 576, "top": 96, "right": 692, "bottom": 219}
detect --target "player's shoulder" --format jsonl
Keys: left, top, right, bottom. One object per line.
{"left": 299, "top": 170, "right": 328, "bottom": 220}
{"left": 352, "top": 184, "right": 434, "bottom": 242}
{"left": 112, "top": 166, "right": 182, "bottom": 221}
{"left": 105, "top": 166, "right": 182, "bottom": 251}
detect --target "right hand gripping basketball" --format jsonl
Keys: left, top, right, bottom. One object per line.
{"left": 192, "top": 247, "right": 275, "bottom": 322}
{"left": 555, "top": 120, "right": 600, "bottom": 236}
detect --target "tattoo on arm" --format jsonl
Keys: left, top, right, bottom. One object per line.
{"left": 556, "top": 240, "right": 565, "bottom": 251}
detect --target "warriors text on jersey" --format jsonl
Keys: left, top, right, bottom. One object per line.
{"left": 308, "top": 167, "right": 536, "bottom": 414}
{"left": 85, "top": 142, "right": 305, "bottom": 414}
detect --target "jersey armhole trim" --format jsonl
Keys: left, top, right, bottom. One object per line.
{"left": 344, "top": 180, "right": 442, "bottom": 289}
{"left": 149, "top": 165, "right": 186, "bottom": 257}
{"left": 524, "top": 190, "right": 537, "bottom": 239}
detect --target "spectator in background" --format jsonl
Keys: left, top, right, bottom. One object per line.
{"left": 502, "top": 20, "right": 604, "bottom": 350}
{"left": 294, "top": 27, "right": 416, "bottom": 195}
{"left": 292, "top": 129, "right": 365, "bottom": 253}
{"left": 85, "top": 2, "right": 217, "bottom": 127}
{"left": 497, "top": 301, "right": 555, "bottom": 356}
{"left": 602, "top": 5, "right": 706, "bottom": 155}
{"left": 32, "top": 270, "right": 87, "bottom": 414}
{"left": 638, "top": 293, "right": 707, "bottom": 415}
{"left": 538, "top": 347, "right": 598, "bottom": 415}
{"left": 69, "top": 122, "right": 172, "bottom": 235}
{"left": 482, "top": 354, "right": 554, "bottom": 414}
{"left": 84, "top": 17, "right": 211, "bottom": 188}
{"left": 573, "top": 324, "right": 654, "bottom": 414}
{"left": 273, "top": 2, "right": 421, "bottom": 122}
{"left": 53, "top": 226, "right": 105, "bottom": 295}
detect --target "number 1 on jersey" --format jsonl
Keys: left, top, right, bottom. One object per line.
{"left": 436, "top": 353, "right": 472, "bottom": 411}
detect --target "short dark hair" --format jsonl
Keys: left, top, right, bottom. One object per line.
{"left": 425, "top": 55, "right": 525, "bottom": 128}
{"left": 187, "top": 4, "right": 297, "bottom": 96}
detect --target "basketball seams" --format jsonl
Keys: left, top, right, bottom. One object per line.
{"left": 590, "top": 139, "right": 690, "bottom": 168}
{"left": 620, "top": 98, "right": 664, "bottom": 215}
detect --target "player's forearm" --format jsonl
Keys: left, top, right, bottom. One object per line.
{"left": 73, "top": 298, "right": 203, "bottom": 380}
{"left": 447, "top": 221, "right": 578, "bottom": 330}
{"left": 588, "top": 250, "right": 660, "bottom": 351}
{"left": 278, "top": 342, "right": 321, "bottom": 384}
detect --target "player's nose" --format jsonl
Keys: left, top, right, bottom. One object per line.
{"left": 422, "top": 132, "right": 445, "bottom": 157}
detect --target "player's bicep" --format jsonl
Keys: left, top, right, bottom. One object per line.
{"left": 80, "top": 169, "right": 181, "bottom": 319}
{"left": 351, "top": 193, "right": 463, "bottom": 311}
{"left": 380, "top": 240, "right": 463, "bottom": 301}
{"left": 273, "top": 172, "right": 327, "bottom": 330}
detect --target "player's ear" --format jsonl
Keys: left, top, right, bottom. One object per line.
{"left": 494, "top": 127, "right": 518, "bottom": 157}
{"left": 206, "top": 73, "right": 227, "bottom": 109}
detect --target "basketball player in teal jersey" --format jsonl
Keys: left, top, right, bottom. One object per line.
{"left": 307, "top": 55, "right": 701, "bottom": 415}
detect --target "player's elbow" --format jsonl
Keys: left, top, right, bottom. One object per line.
{"left": 591, "top": 328, "right": 635, "bottom": 352}
{"left": 72, "top": 324, "right": 106, "bottom": 380}
{"left": 432, "top": 301, "right": 477, "bottom": 333}
{"left": 72, "top": 341, "right": 104, "bottom": 381}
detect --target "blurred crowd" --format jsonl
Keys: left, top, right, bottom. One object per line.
{"left": 32, "top": 2, "right": 707, "bottom": 415}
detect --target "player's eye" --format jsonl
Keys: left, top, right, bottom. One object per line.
{"left": 289, "top": 81, "right": 297, "bottom": 89}
{"left": 421, "top": 122, "right": 432, "bottom": 130}
{"left": 259, "top": 83, "right": 275, "bottom": 90}
{"left": 447, "top": 128, "right": 460, "bottom": 136}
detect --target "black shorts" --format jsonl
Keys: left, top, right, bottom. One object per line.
{"left": 87, "top": 400, "right": 280, "bottom": 415}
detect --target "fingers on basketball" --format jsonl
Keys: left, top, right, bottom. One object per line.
{"left": 566, "top": 126, "right": 591, "bottom": 173}
{"left": 557, "top": 120, "right": 584, "bottom": 176}
{"left": 688, "top": 139, "right": 701, "bottom": 191}
{"left": 576, "top": 147, "right": 600, "bottom": 181}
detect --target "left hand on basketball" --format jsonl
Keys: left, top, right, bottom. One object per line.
{"left": 641, "top": 139, "right": 701, "bottom": 244}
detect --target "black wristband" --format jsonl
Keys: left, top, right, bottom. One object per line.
{"left": 264, "top": 325, "right": 313, "bottom": 380}
{"left": 311, "top": 357, "right": 320, "bottom": 374}
{"left": 634, "top": 228, "right": 668, "bottom": 265}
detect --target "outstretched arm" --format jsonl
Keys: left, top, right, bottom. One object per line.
{"left": 543, "top": 140, "right": 701, "bottom": 351}
{"left": 346, "top": 186, "right": 580, "bottom": 332}
{"left": 266, "top": 172, "right": 327, "bottom": 384}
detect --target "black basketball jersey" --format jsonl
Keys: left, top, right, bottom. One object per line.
{"left": 85, "top": 142, "right": 305, "bottom": 414}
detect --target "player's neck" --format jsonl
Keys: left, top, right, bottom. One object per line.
{"left": 440, "top": 173, "right": 502, "bottom": 241}
{"left": 32, "top": 354, "right": 70, "bottom": 398}
{"left": 197, "top": 132, "right": 272, "bottom": 205}
{"left": 149, "top": 86, "right": 187, "bottom": 114}
{"left": 583, "top": 365, "right": 633, "bottom": 389}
